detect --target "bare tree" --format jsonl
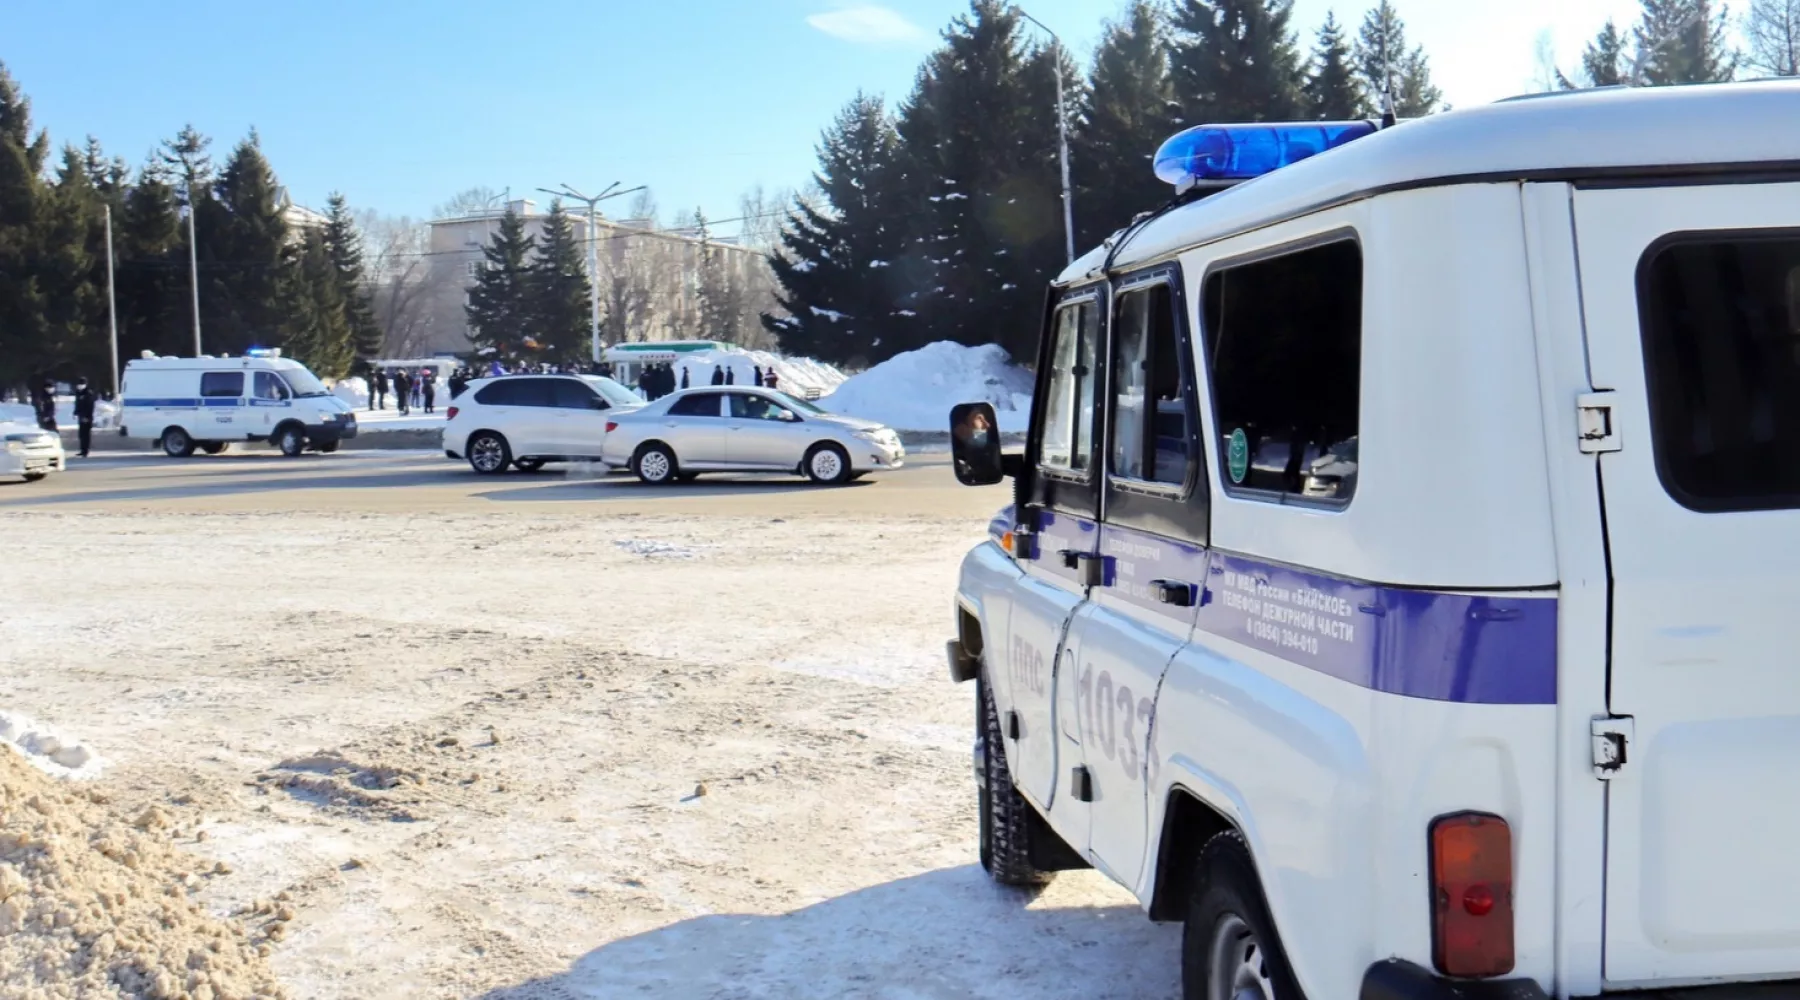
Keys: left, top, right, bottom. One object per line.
{"left": 434, "top": 186, "right": 504, "bottom": 219}
{"left": 1748, "top": 0, "right": 1800, "bottom": 76}
{"left": 357, "top": 211, "right": 463, "bottom": 357}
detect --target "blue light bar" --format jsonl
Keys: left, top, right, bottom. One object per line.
{"left": 1153, "top": 121, "right": 1377, "bottom": 192}
{"left": 245, "top": 347, "right": 281, "bottom": 359}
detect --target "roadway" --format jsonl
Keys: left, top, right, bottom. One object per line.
{"left": 0, "top": 448, "right": 1012, "bottom": 519}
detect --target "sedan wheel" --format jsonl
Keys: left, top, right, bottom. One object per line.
{"left": 633, "top": 444, "right": 678, "bottom": 485}
{"left": 804, "top": 443, "right": 851, "bottom": 485}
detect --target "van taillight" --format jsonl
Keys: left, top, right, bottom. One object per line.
{"left": 605, "top": 421, "right": 617, "bottom": 433}
{"left": 1430, "top": 812, "right": 1514, "bottom": 978}
{"left": 446, "top": 406, "right": 458, "bottom": 420}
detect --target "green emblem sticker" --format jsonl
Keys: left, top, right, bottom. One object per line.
{"left": 1226, "top": 428, "right": 1249, "bottom": 484}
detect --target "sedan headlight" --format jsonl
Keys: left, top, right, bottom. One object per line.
{"left": 4, "top": 440, "right": 21, "bottom": 454}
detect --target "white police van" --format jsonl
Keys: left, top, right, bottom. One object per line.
{"left": 121, "top": 350, "right": 357, "bottom": 457}
{"left": 944, "top": 81, "right": 1800, "bottom": 1000}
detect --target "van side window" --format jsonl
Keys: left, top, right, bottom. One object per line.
{"left": 1111, "top": 282, "right": 1192, "bottom": 486}
{"left": 1040, "top": 299, "right": 1100, "bottom": 473}
{"left": 199, "top": 372, "right": 243, "bottom": 398}
{"left": 1640, "top": 234, "right": 1800, "bottom": 511}
{"left": 1202, "top": 240, "right": 1362, "bottom": 502}
{"left": 253, "top": 371, "right": 289, "bottom": 401}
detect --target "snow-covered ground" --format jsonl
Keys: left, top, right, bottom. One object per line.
{"left": 820, "top": 341, "right": 1034, "bottom": 432}
{"left": 0, "top": 506, "right": 1176, "bottom": 999}
{"left": 0, "top": 398, "right": 122, "bottom": 431}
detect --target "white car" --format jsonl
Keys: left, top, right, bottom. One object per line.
{"left": 444, "top": 373, "right": 642, "bottom": 474}
{"left": 600, "top": 386, "right": 904, "bottom": 485}
{"left": 1, "top": 421, "right": 65, "bottom": 482}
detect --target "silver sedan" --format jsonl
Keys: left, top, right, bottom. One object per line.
{"left": 599, "top": 387, "right": 904, "bottom": 485}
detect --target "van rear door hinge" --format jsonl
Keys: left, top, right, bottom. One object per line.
{"left": 1591, "top": 716, "right": 1634, "bottom": 778}
{"left": 1577, "top": 392, "right": 1621, "bottom": 454}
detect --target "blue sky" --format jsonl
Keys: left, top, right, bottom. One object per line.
{"left": 9, "top": 0, "right": 1645, "bottom": 236}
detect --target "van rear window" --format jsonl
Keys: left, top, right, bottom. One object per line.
{"left": 1641, "top": 233, "right": 1800, "bottom": 511}
{"left": 1202, "top": 239, "right": 1362, "bottom": 503}
{"left": 199, "top": 372, "right": 243, "bottom": 398}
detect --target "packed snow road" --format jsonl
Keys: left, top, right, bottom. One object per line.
{"left": 0, "top": 454, "right": 1179, "bottom": 999}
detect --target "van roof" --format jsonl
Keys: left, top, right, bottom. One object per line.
{"left": 124, "top": 356, "right": 304, "bottom": 370}
{"left": 1063, "top": 79, "right": 1800, "bottom": 284}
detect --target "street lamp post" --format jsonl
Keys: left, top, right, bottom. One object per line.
{"left": 104, "top": 204, "right": 119, "bottom": 398}
{"left": 538, "top": 182, "right": 647, "bottom": 366}
{"left": 1015, "top": 5, "right": 1075, "bottom": 265}
{"left": 183, "top": 183, "right": 202, "bottom": 356}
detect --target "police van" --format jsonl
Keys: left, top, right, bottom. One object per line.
{"left": 122, "top": 350, "right": 357, "bottom": 457}
{"left": 944, "top": 81, "right": 1800, "bottom": 1000}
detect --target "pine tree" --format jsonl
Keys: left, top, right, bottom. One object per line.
{"left": 1072, "top": 0, "right": 1178, "bottom": 247}
{"left": 0, "top": 61, "right": 52, "bottom": 388}
{"left": 116, "top": 162, "right": 187, "bottom": 360}
{"left": 764, "top": 94, "right": 914, "bottom": 365}
{"left": 322, "top": 193, "right": 384, "bottom": 361}
{"left": 693, "top": 212, "right": 749, "bottom": 345}
{"left": 208, "top": 132, "right": 290, "bottom": 356}
{"left": 1169, "top": 0, "right": 1307, "bottom": 125}
{"left": 282, "top": 227, "right": 354, "bottom": 377}
{"left": 894, "top": 0, "right": 1066, "bottom": 361}
{"left": 43, "top": 145, "right": 106, "bottom": 380}
{"left": 531, "top": 200, "right": 592, "bottom": 364}
{"left": 1567, "top": 20, "right": 1632, "bottom": 86}
{"left": 1636, "top": 0, "right": 1736, "bottom": 84}
{"left": 464, "top": 208, "right": 537, "bottom": 363}
{"left": 1354, "top": 1, "right": 1443, "bottom": 116}
{"left": 1304, "top": 12, "right": 1367, "bottom": 118}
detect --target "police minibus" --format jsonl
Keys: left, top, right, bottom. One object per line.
{"left": 944, "top": 81, "right": 1800, "bottom": 1000}
{"left": 121, "top": 350, "right": 357, "bottom": 457}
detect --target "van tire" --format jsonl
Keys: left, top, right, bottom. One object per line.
{"left": 274, "top": 424, "right": 307, "bottom": 457}
{"left": 161, "top": 427, "right": 195, "bottom": 458}
{"left": 977, "top": 676, "right": 1054, "bottom": 887}
{"left": 1181, "top": 831, "right": 1302, "bottom": 1000}
{"left": 200, "top": 442, "right": 229, "bottom": 455}
{"left": 466, "top": 431, "right": 511, "bottom": 475}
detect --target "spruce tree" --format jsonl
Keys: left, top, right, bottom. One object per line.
{"left": 283, "top": 227, "right": 354, "bottom": 377}
{"left": 1072, "top": 0, "right": 1179, "bottom": 247}
{"left": 1304, "top": 12, "right": 1367, "bottom": 118}
{"left": 322, "top": 193, "right": 384, "bottom": 361}
{"left": 1635, "top": 0, "right": 1736, "bottom": 84}
{"left": 44, "top": 145, "right": 106, "bottom": 379}
{"left": 764, "top": 94, "right": 913, "bottom": 365}
{"left": 1568, "top": 21, "right": 1632, "bottom": 87}
{"left": 0, "top": 61, "right": 51, "bottom": 387}
{"left": 531, "top": 200, "right": 593, "bottom": 364}
{"left": 117, "top": 162, "right": 186, "bottom": 360}
{"left": 464, "top": 208, "right": 537, "bottom": 363}
{"left": 1354, "top": 1, "right": 1443, "bottom": 116}
{"left": 209, "top": 132, "right": 290, "bottom": 356}
{"left": 1169, "top": 0, "right": 1307, "bottom": 125}
{"left": 894, "top": 0, "right": 1065, "bottom": 361}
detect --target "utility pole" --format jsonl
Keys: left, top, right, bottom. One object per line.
{"left": 538, "top": 182, "right": 647, "bottom": 365}
{"left": 104, "top": 205, "right": 120, "bottom": 397}
{"left": 184, "top": 184, "right": 202, "bottom": 356}
{"left": 1015, "top": 6, "right": 1075, "bottom": 264}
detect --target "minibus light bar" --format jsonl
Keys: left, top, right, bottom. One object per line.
{"left": 1153, "top": 121, "right": 1377, "bottom": 192}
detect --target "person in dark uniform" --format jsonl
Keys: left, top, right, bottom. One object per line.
{"left": 725, "top": 367, "right": 735, "bottom": 385}
{"left": 72, "top": 377, "right": 97, "bottom": 457}
{"left": 392, "top": 368, "right": 412, "bottom": 415}
{"left": 680, "top": 367, "right": 690, "bottom": 390}
{"left": 34, "top": 379, "right": 57, "bottom": 432}
{"left": 421, "top": 368, "right": 437, "bottom": 414}
{"left": 710, "top": 365, "right": 725, "bottom": 386}
{"left": 753, "top": 365, "right": 763, "bottom": 387}
{"left": 371, "top": 367, "right": 389, "bottom": 411}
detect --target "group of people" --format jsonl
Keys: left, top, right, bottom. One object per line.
{"left": 21, "top": 376, "right": 101, "bottom": 457}
{"left": 367, "top": 367, "right": 439, "bottom": 415}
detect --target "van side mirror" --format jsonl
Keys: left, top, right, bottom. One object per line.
{"left": 950, "top": 402, "right": 1005, "bottom": 486}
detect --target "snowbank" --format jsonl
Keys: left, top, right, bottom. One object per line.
{"left": 818, "top": 341, "right": 1033, "bottom": 432}
{"left": 669, "top": 350, "right": 846, "bottom": 398}
{"left": 332, "top": 376, "right": 370, "bottom": 408}
{"left": 0, "top": 398, "right": 121, "bottom": 431}
{"left": 0, "top": 710, "right": 104, "bottom": 778}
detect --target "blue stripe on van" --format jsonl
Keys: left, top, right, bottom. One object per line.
{"left": 123, "top": 398, "right": 201, "bottom": 407}
{"left": 986, "top": 506, "right": 1557, "bottom": 705}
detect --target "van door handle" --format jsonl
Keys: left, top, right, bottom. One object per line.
{"left": 1152, "top": 580, "right": 1195, "bottom": 607}
{"left": 1060, "top": 550, "right": 1104, "bottom": 588}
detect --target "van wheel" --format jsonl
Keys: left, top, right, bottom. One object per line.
{"left": 200, "top": 442, "right": 228, "bottom": 455}
{"left": 633, "top": 443, "right": 678, "bottom": 485}
{"left": 161, "top": 427, "right": 195, "bottom": 458}
{"left": 1182, "top": 831, "right": 1302, "bottom": 1000}
{"left": 274, "top": 425, "right": 306, "bottom": 457}
{"left": 977, "top": 677, "right": 1053, "bottom": 887}
{"left": 804, "top": 443, "right": 851, "bottom": 485}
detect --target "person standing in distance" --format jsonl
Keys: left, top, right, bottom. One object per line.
{"left": 392, "top": 368, "right": 412, "bottom": 416}
{"left": 34, "top": 378, "right": 57, "bottom": 432}
{"left": 421, "top": 368, "right": 437, "bottom": 414}
{"left": 72, "top": 377, "right": 97, "bottom": 457}
{"left": 371, "top": 367, "right": 388, "bottom": 411}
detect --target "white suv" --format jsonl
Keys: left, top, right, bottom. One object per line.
{"left": 444, "top": 374, "right": 641, "bottom": 474}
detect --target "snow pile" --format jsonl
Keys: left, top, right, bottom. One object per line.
{"left": 0, "top": 710, "right": 104, "bottom": 779}
{"left": 0, "top": 748, "right": 289, "bottom": 999}
{"left": 669, "top": 350, "right": 847, "bottom": 399}
{"left": 330, "top": 377, "right": 369, "bottom": 409}
{"left": 614, "top": 539, "right": 701, "bottom": 560}
{"left": 818, "top": 341, "right": 1033, "bottom": 432}
{"left": 0, "top": 399, "right": 121, "bottom": 431}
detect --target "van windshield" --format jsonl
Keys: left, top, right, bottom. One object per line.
{"left": 280, "top": 367, "right": 331, "bottom": 398}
